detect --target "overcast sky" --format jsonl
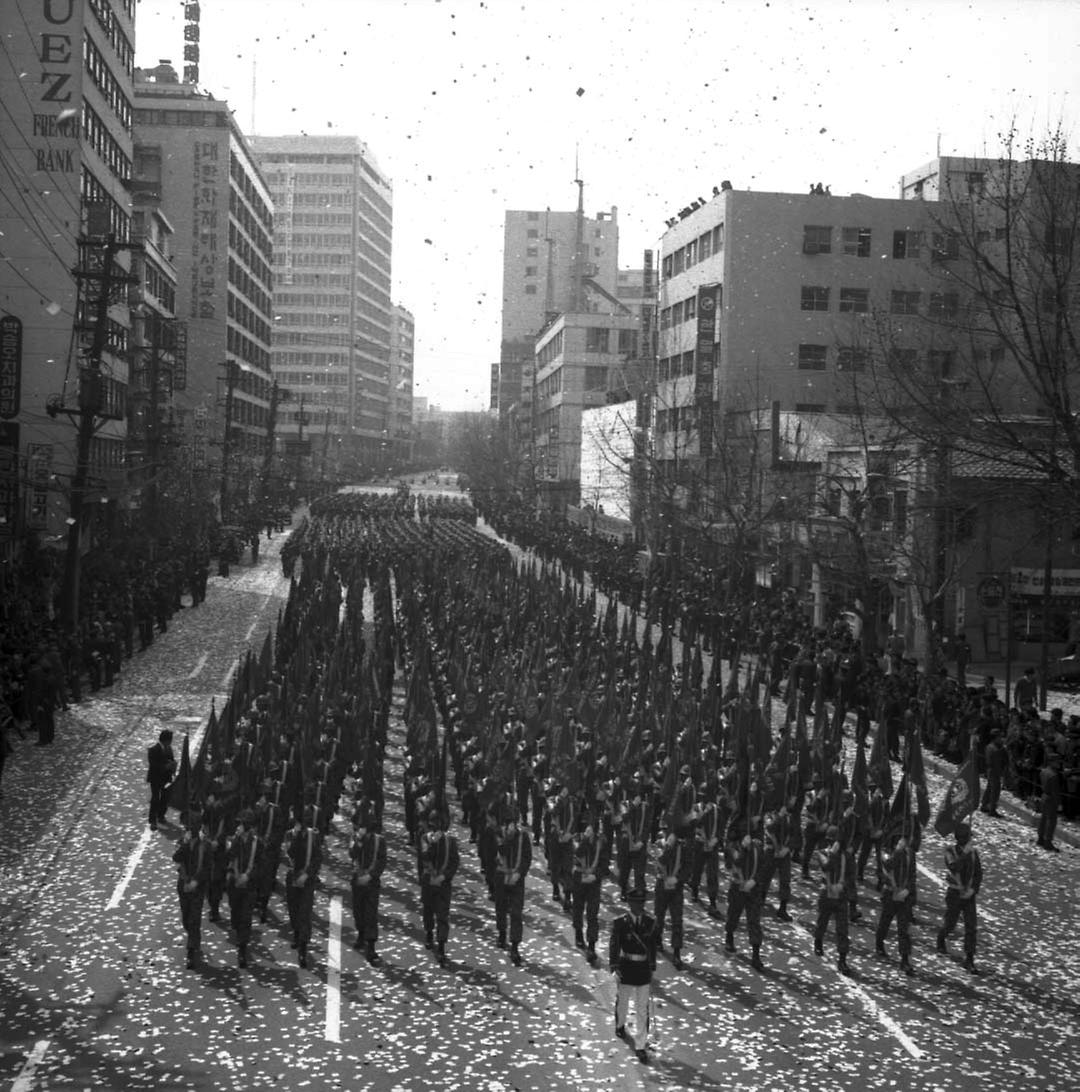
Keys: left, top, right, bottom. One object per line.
{"left": 134, "top": 0, "right": 1078, "bottom": 411}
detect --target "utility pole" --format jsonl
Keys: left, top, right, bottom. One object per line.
{"left": 260, "top": 379, "right": 282, "bottom": 503}
{"left": 219, "top": 360, "right": 237, "bottom": 523}
{"left": 60, "top": 232, "right": 133, "bottom": 631}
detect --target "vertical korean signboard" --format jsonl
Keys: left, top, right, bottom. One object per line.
{"left": 695, "top": 285, "right": 719, "bottom": 456}
{"left": 0, "top": 317, "right": 22, "bottom": 538}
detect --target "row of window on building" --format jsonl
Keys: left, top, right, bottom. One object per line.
{"left": 661, "top": 224, "right": 725, "bottom": 280}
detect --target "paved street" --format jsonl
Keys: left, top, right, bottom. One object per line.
{"left": 2, "top": 492, "right": 1079, "bottom": 1091}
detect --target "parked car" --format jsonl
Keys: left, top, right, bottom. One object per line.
{"left": 1047, "top": 644, "right": 1080, "bottom": 688}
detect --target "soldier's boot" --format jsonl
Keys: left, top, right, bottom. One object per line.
{"left": 672, "top": 947, "right": 683, "bottom": 971}
{"left": 496, "top": 932, "right": 507, "bottom": 949}
{"left": 366, "top": 941, "right": 381, "bottom": 966}
{"left": 574, "top": 929, "right": 586, "bottom": 949}
{"left": 837, "top": 953, "right": 850, "bottom": 976}
{"left": 724, "top": 932, "right": 736, "bottom": 954}
{"left": 586, "top": 944, "right": 597, "bottom": 966}
{"left": 209, "top": 905, "right": 220, "bottom": 923}
{"left": 751, "top": 946, "right": 764, "bottom": 972}
{"left": 900, "top": 957, "right": 914, "bottom": 976}
{"left": 963, "top": 956, "right": 979, "bottom": 975}
{"left": 298, "top": 944, "right": 308, "bottom": 969}
{"left": 510, "top": 944, "right": 522, "bottom": 967}
{"left": 186, "top": 947, "right": 198, "bottom": 970}
{"left": 708, "top": 897, "right": 719, "bottom": 917}
{"left": 776, "top": 901, "right": 792, "bottom": 923}
{"left": 936, "top": 931, "right": 947, "bottom": 954}
{"left": 552, "top": 884, "right": 561, "bottom": 901}
{"left": 436, "top": 943, "right": 447, "bottom": 967}
{"left": 425, "top": 930, "right": 434, "bottom": 950}
{"left": 875, "top": 938, "right": 887, "bottom": 958}
{"left": 849, "top": 902, "right": 863, "bottom": 923}
{"left": 814, "top": 940, "right": 824, "bottom": 956}
{"left": 238, "top": 945, "right": 248, "bottom": 969}
{"left": 562, "top": 895, "right": 572, "bottom": 915}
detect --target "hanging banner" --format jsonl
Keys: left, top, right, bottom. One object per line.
{"left": 695, "top": 284, "right": 719, "bottom": 455}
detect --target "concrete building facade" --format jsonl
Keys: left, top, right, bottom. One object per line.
{"left": 249, "top": 134, "right": 394, "bottom": 473}
{"left": 133, "top": 65, "right": 274, "bottom": 504}
{"left": 388, "top": 303, "right": 414, "bottom": 469}
{"left": 0, "top": 0, "right": 137, "bottom": 550}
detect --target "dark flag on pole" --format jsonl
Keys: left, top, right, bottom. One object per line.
{"left": 933, "top": 735, "right": 980, "bottom": 838}
{"left": 168, "top": 732, "right": 192, "bottom": 818}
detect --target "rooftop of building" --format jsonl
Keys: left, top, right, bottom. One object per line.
{"left": 248, "top": 134, "right": 391, "bottom": 188}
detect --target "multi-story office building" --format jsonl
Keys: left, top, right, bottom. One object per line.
{"left": 496, "top": 203, "right": 619, "bottom": 415}
{"left": 133, "top": 63, "right": 274, "bottom": 506}
{"left": 388, "top": 303, "right": 414, "bottom": 469}
{"left": 249, "top": 134, "right": 394, "bottom": 472}
{"left": 0, "top": 0, "right": 137, "bottom": 550}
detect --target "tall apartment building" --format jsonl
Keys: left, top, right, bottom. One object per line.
{"left": 0, "top": 0, "right": 137, "bottom": 550}
{"left": 497, "top": 202, "right": 619, "bottom": 415}
{"left": 133, "top": 64, "right": 274, "bottom": 495}
{"left": 249, "top": 135, "right": 394, "bottom": 473}
{"left": 388, "top": 304, "right": 414, "bottom": 469}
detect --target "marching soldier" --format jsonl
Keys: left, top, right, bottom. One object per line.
{"left": 495, "top": 812, "right": 532, "bottom": 966}
{"left": 252, "top": 780, "right": 285, "bottom": 923}
{"left": 173, "top": 808, "right": 210, "bottom": 969}
{"left": 874, "top": 832, "right": 915, "bottom": 975}
{"left": 936, "top": 821, "right": 983, "bottom": 974}
{"left": 760, "top": 803, "right": 795, "bottom": 922}
{"left": 225, "top": 808, "right": 261, "bottom": 968}
{"left": 420, "top": 809, "right": 460, "bottom": 967}
{"left": 617, "top": 777, "right": 651, "bottom": 899}
{"left": 857, "top": 780, "right": 887, "bottom": 889}
{"left": 284, "top": 806, "right": 323, "bottom": 969}
{"left": 349, "top": 802, "right": 387, "bottom": 964}
{"left": 724, "top": 824, "right": 765, "bottom": 971}
{"left": 608, "top": 886, "right": 657, "bottom": 1065}
{"left": 203, "top": 785, "right": 229, "bottom": 923}
{"left": 549, "top": 785, "right": 577, "bottom": 912}
{"left": 801, "top": 776, "right": 829, "bottom": 879}
{"left": 690, "top": 789, "right": 723, "bottom": 916}
{"left": 571, "top": 821, "right": 606, "bottom": 965}
{"left": 813, "top": 824, "right": 851, "bottom": 975}
{"left": 653, "top": 826, "right": 691, "bottom": 970}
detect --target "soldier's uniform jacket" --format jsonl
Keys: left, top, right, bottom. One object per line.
{"left": 881, "top": 843, "right": 914, "bottom": 901}
{"left": 226, "top": 829, "right": 261, "bottom": 889}
{"left": 656, "top": 836, "right": 691, "bottom": 888}
{"left": 816, "top": 842, "right": 847, "bottom": 899}
{"left": 499, "top": 827, "right": 533, "bottom": 885}
{"left": 551, "top": 795, "right": 577, "bottom": 843}
{"left": 572, "top": 831, "right": 605, "bottom": 884}
{"left": 284, "top": 825, "right": 322, "bottom": 888}
{"left": 765, "top": 811, "right": 793, "bottom": 858}
{"left": 421, "top": 830, "right": 460, "bottom": 885}
{"left": 350, "top": 830, "right": 387, "bottom": 884}
{"left": 174, "top": 832, "right": 210, "bottom": 890}
{"left": 866, "top": 791, "right": 886, "bottom": 840}
{"left": 608, "top": 910, "right": 658, "bottom": 986}
{"left": 726, "top": 838, "right": 762, "bottom": 886}
{"left": 944, "top": 842, "right": 982, "bottom": 898}
{"left": 695, "top": 800, "right": 722, "bottom": 852}
{"left": 623, "top": 797, "right": 651, "bottom": 850}
{"left": 805, "top": 789, "right": 829, "bottom": 832}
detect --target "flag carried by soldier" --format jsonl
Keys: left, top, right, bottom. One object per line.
{"left": 933, "top": 733, "right": 980, "bottom": 838}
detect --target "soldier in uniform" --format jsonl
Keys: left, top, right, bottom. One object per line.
{"left": 724, "top": 824, "right": 765, "bottom": 970}
{"left": 690, "top": 789, "right": 723, "bottom": 916}
{"left": 173, "top": 808, "right": 210, "bottom": 969}
{"left": 936, "top": 821, "right": 983, "bottom": 974}
{"left": 760, "top": 803, "right": 795, "bottom": 922}
{"left": 616, "top": 777, "right": 651, "bottom": 899}
{"left": 570, "top": 821, "right": 606, "bottom": 965}
{"left": 419, "top": 808, "right": 460, "bottom": 967}
{"left": 874, "top": 832, "right": 915, "bottom": 975}
{"left": 608, "top": 886, "right": 657, "bottom": 1065}
{"left": 203, "top": 785, "right": 229, "bottom": 922}
{"left": 494, "top": 812, "right": 532, "bottom": 966}
{"left": 225, "top": 808, "right": 261, "bottom": 968}
{"left": 801, "top": 775, "right": 830, "bottom": 879}
{"left": 549, "top": 785, "right": 577, "bottom": 912}
{"left": 284, "top": 806, "right": 323, "bottom": 969}
{"left": 813, "top": 824, "right": 851, "bottom": 974}
{"left": 653, "top": 826, "right": 691, "bottom": 970}
{"left": 349, "top": 802, "right": 387, "bottom": 964}
{"left": 253, "top": 779, "right": 285, "bottom": 922}
{"left": 857, "top": 780, "right": 887, "bottom": 888}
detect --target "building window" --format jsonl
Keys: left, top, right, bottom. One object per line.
{"left": 684, "top": 295, "right": 696, "bottom": 320}
{"left": 672, "top": 301, "right": 684, "bottom": 325}
{"left": 585, "top": 365, "right": 607, "bottom": 390}
{"left": 699, "top": 231, "right": 711, "bottom": 261}
{"left": 928, "top": 292, "right": 959, "bottom": 318}
{"left": 798, "top": 344, "right": 827, "bottom": 370}
{"left": 527, "top": 229, "right": 539, "bottom": 239}
{"left": 932, "top": 231, "right": 960, "bottom": 261}
{"left": 672, "top": 248, "right": 685, "bottom": 275}
{"left": 585, "top": 327, "right": 610, "bottom": 352}
{"left": 892, "top": 230, "right": 923, "bottom": 259}
{"left": 525, "top": 266, "right": 537, "bottom": 276}
{"left": 888, "top": 348, "right": 918, "bottom": 370}
{"left": 836, "top": 347, "right": 869, "bottom": 371}
{"left": 659, "top": 306, "right": 671, "bottom": 330}
{"left": 967, "top": 172, "right": 985, "bottom": 198}
{"left": 524, "top": 284, "right": 537, "bottom": 295}
{"left": 803, "top": 225, "right": 832, "bottom": 254}
{"left": 662, "top": 255, "right": 673, "bottom": 279}
{"left": 842, "top": 227, "right": 871, "bottom": 257}
{"left": 801, "top": 285, "right": 830, "bottom": 311}
{"left": 527, "top": 211, "right": 539, "bottom": 220}
{"left": 712, "top": 223, "right": 725, "bottom": 252}
{"left": 839, "top": 287, "right": 869, "bottom": 313}
{"left": 681, "top": 350, "right": 695, "bottom": 376}
{"left": 685, "top": 239, "right": 697, "bottom": 266}
{"left": 526, "top": 246, "right": 538, "bottom": 256}
{"left": 795, "top": 402, "right": 826, "bottom": 413}
{"left": 890, "top": 290, "right": 921, "bottom": 315}
{"left": 928, "top": 349, "right": 957, "bottom": 377}
{"left": 618, "top": 328, "right": 638, "bottom": 354}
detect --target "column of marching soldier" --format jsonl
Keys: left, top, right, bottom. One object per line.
{"left": 167, "top": 503, "right": 984, "bottom": 1073}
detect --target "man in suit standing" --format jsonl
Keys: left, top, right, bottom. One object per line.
{"left": 146, "top": 729, "right": 176, "bottom": 830}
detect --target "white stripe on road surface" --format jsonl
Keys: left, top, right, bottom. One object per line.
{"left": 11, "top": 1039, "right": 51, "bottom": 1092}
{"left": 915, "top": 861, "right": 1000, "bottom": 925}
{"left": 842, "top": 976, "right": 924, "bottom": 1059}
{"left": 187, "top": 653, "right": 208, "bottom": 680}
{"left": 105, "top": 714, "right": 214, "bottom": 911}
{"left": 105, "top": 827, "right": 153, "bottom": 910}
{"left": 325, "top": 896, "right": 342, "bottom": 1043}
{"left": 245, "top": 618, "right": 259, "bottom": 642}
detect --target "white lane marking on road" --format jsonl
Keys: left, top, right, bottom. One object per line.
{"left": 187, "top": 652, "right": 208, "bottom": 680}
{"left": 105, "top": 828, "right": 153, "bottom": 910}
{"left": 245, "top": 618, "right": 259, "bottom": 642}
{"left": 11, "top": 1039, "right": 51, "bottom": 1092}
{"left": 915, "top": 861, "right": 1000, "bottom": 924}
{"left": 842, "top": 976, "right": 924, "bottom": 1060}
{"left": 325, "top": 895, "right": 342, "bottom": 1043}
